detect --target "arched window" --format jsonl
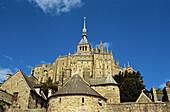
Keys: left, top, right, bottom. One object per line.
{"left": 80, "top": 46, "right": 81, "bottom": 50}
{"left": 83, "top": 46, "right": 84, "bottom": 51}
{"left": 85, "top": 46, "right": 87, "bottom": 51}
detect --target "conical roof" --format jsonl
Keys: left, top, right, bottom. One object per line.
{"left": 90, "top": 74, "right": 118, "bottom": 86}
{"left": 105, "top": 74, "right": 118, "bottom": 84}
{"left": 52, "top": 73, "right": 105, "bottom": 99}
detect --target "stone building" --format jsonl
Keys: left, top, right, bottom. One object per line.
{"left": 0, "top": 17, "right": 170, "bottom": 112}
{"left": 48, "top": 72, "right": 107, "bottom": 112}
{"left": 31, "top": 17, "right": 134, "bottom": 87}
{"left": 0, "top": 70, "right": 47, "bottom": 112}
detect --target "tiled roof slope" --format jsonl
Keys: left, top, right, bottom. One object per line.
{"left": 52, "top": 73, "right": 105, "bottom": 99}
{"left": 90, "top": 74, "right": 118, "bottom": 86}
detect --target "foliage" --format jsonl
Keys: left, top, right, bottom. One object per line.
{"left": 42, "top": 77, "right": 58, "bottom": 97}
{"left": 156, "top": 88, "right": 163, "bottom": 94}
{"left": 0, "top": 101, "right": 5, "bottom": 106}
{"left": 113, "top": 71, "right": 145, "bottom": 102}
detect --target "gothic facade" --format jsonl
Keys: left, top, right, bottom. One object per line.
{"left": 31, "top": 17, "right": 134, "bottom": 87}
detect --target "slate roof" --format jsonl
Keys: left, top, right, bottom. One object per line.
{"left": 90, "top": 74, "right": 118, "bottom": 86}
{"left": 78, "top": 36, "right": 89, "bottom": 45}
{"left": 18, "top": 70, "right": 46, "bottom": 100}
{"left": 52, "top": 73, "right": 105, "bottom": 99}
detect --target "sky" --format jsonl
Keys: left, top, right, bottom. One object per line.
{"left": 0, "top": 0, "right": 170, "bottom": 90}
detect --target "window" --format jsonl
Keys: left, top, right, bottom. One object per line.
{"left": 82, "top": 97, "right": 84, "bottom": 103}
{"left": 98, "top": 99, "right": 102, "bottom": 106}
{"left": 41, "top": 102, "right": 43, "bottom": 108}
{"left": 59, "top": 98, "right": 61, "bottom": 103}
{"left": 80, "top": 46, "right": 81, "bottom": 50}
{"left": 85, "top": 46, "right": 87, "bottom": 51}
{"left": 36, "top": 99, "right": 38, "bottom": 107}
{"left": 13, "top": 92, "right": 18, "bottom": 102}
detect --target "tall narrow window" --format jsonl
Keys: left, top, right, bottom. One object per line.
{"left": 82, "top": 97, "right": 84, "bottom": 103}
{"left": 41, "top": 102, "right": 43, "bottom": 108}
{"left": 80, "top": 46, "right": 81, "bottom": 50}
{"left": 59, "top": 98, "right": 61, "bottom": 103}
{"left": 85, "top": 46, "right": 87, "bottom": 51}
{"left": 36, "top": 99, "right": 38, "bottom": 108}
{"left": 13, "top": 92, "right": 18, "bottom": 102}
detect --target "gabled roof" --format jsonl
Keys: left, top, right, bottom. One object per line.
{"left": 136, "top": 91, "right": 152, "bottom": 103}
{"left": 90, "top": 74, "right": 118, "bottom": 86}
{"left": 2, "top": 70, "right": 46, "bottom": 100}
{"left": 52, "top": 73, "right": 105, "bottom": 99}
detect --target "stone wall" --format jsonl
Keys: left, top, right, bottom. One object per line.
{"left": 106, "top": 102, "right": 170, "bottom": 112}
{"left": 8, "top": 108, "right": 46, "bottom": 112}
{"left": 28, "top": 91, "right": 46, "bottom": 109}
{"left": 48, "top": 95, "right": 106, "bottom": 112}
{"left": 94, "top": 85, "right": 120, "bottom": 103}
{"left": 1, "top": 71, "right": 31, "bottom": 109}
{"left": 0, "top": 89, "right": 13, "bottom": 104}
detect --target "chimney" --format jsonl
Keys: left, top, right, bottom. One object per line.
{"left": 151, "top": 87, "right": 158, "bottom": 102}
{"left": 6, "top": 74, "right": 12, "bottom": 80}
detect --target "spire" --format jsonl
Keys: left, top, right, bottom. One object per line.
{"left": 117, "top": 61, "right": 120, "bottom": 68}
{"left": 95, "top": 45, "right": 98, "bottom": 52}
{"left": 107, "top": 47, "right": 109, "bottom": 54}
{"left": 82, "top": 17, "right": 87, "bottom": 36}
{"left": 124, "top": 64, "right": 126, "bottom": 68}
{"left": 100, "top": 41, "right": 103, "bottom": 53}
{"left": 127, "top": 61, "right": 130, "bottom": 68}
{"left": 78, "top": 17, "right": 88, "bottom": 45}
{"left": 91, "top": 45, "right": 94, "bottom": 52}
{"left": 110, "top": 50, "right": 113, "bottom": 55}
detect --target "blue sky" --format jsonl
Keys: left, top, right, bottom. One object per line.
{"left": 0, "top": 0, "right": 170, "bottom": 89}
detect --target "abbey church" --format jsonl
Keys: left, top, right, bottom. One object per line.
{"left": 0, "top": 18, "right": 170, "bottom": 112}
{"left": 31, "top": 17, "right": 134, "bottom": 88}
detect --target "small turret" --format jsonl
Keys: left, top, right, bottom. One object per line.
{"left": 107, "top": 47, "right": 109, "bottom": 54}
{"left": 110, "top": 50, "right": 113, "bottom": 55}
{"left": 95, "top": 45, "right": 98, "bottom": 53}
{"left": 91, "top": 45, "right": 94, "bottom": 52}
{"left": 117, "top": 61, "right": 120, "bottom": 68}
{"left": 100, "top": 41, "right": 103, "bottom": 53}
{"left": 127, "top": 61, "right": 130, "bottom": 68}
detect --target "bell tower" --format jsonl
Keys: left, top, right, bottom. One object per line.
{"left": 77, "top": 17, "right": 91, "bottom": 54}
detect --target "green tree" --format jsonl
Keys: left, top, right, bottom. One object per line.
{"left": 156, "top": 88, "right": 163, "bottom": 94}
{"left": 113, "top": 71, "right": 145, "bottom": 102}
{"left": 42, "top": 77, "right": 58, "bottom": 97}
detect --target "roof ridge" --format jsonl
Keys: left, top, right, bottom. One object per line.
{"left": 52, "top": 73, "right": 105, "bottom": 99}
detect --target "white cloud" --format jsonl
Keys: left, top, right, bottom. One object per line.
{"left": 97, "top": 42, "right": 111, "bottom": 49}
{"left": 27, "top": 65, "right": 33, "bottom": 69}
{"left": 159, "top": 78, "right": 170, "bottom": 89}
{"left": 3, "top": 55, "right": 13, "bottom": 61}
{"left": 40, "top": 60, "right": 48, "bottom": 64}
{"left": 0, "top": 67, "right": 13, "bottom": 82}
{"left": 28, "top": 0, "right": 83, "bottom": 15}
